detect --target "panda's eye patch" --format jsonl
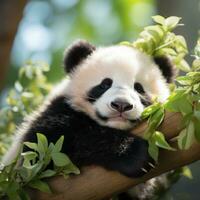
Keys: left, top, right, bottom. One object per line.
{"left": 100, "top": 78, "right": 113, "bottom": 89}
{"left": 87, "top": 78, "right": 113, "bottom": 103}
{"left": 134, "top": 82, "right": 145, "bottom": 93}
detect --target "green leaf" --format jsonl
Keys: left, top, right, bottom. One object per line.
{"left": 29, "top": 180, "right": 52, "bottom": 194}
{"left": 142, "top": 102, "right": 161, "bottom": 119}
{"left": 177, "top": 121, "right": 195, "bottom": 150}
{"left": 152, "top": 131, "right": 176, "bottom": 151}
{"left": 176, "top": 76, "right": 192, "bottom": 85}
{"left": 143, "top": 107, "right": 165, "bottom": 140}
{"left": 164, "top": 91, "right": 190, "bottom": 113}
{"left": 182, "top": 166, "right": 193, "bottom": 179}
{"left": 156, "top": 48, "right": 177, "bottom": 56}
{"left": 37, "top": 133, "right": 48, "bottom": 156}
{"left": 148, "top": 138, "right": 159, "bottom": 161}
{"left": 62, "top": 163, "right": 80, "bottom": 175}
{"left": 39, "top": 169, "right": 56, "bottom": 178}
{"left": 193, "top": 83, "right": 200, "bottom": 93}
{"left": 164, "top": 16, "right": 181, "bottom": 30}
{"left": 177, "top": 59, "right": 190, "bottom": 72}
{"left": 194, "top": 38, "right": 200, "bottom": 58}
{"left": 21, "top": 151, "right": 37, "bottom": 160}
{"left": 19, "top": 162, "right": 43, "bottom": 182}
{"left": 21, "top": 151, "right": 38, "bottom": 167}
{"left": 175, "top": 35, "right": 188, "bottom": 52}
{"left": 145, "top": 26, "right": 164, "bottom": 43}
{"left": 178, "top": 98, "right": 193, "bottom": 115}
{"left": 54, "top": 136, "right": 64, "bottom": 152}
{"left": 6, "top": 181, "right": 20, "bottom": 200}
{"left": 149, "top": 107, "right": 164, "bottom": 129}
{"left": 51, "top": 152, "right": 71, "bottom": 167}
{"left": 19, "top": 189, "right": 31, "bottom": 200}
{"left": 152, "top": 15, "right": 165, "bottom": 25}
{"left": 24, "top": 142, "right": 38, "bottom": 151}
{"left": 48, "top": 142, "right": 55, "bottom": 153}
{"left": 192, "top": 59, "right": 200, "bottom": 70}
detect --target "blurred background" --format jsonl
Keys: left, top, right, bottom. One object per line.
{"left": 0, "top": 0, "right": 199, "bottom": 199}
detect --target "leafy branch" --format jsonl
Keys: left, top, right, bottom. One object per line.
{"left": 0, "top": 62, "right": 52, "bottom": 157}
{"left": 0, "top": 133, "right": 79, "bottom": 199}
{"left": 123, "top": 16, "right": 200, "bottom": 161}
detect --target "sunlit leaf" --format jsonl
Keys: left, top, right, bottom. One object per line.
{"left": 152, "top": 131, "right": 175, "bottom": 150}
{"left": 164, "top": 16, "right": 181, "bottom": 30}
{"left": 182, "top": 166, "right": 193, "bottom": 179}
{"left": 177, "top": 59, "right": 191, "bottom": 72}
{"left": 148, "top": 138, "right": 159, "bottom": 161}
{"left": 142, "top": 102, "right": 161, "bottom": 119}
{"left": 24, "top": 142, "right": 38, "bottom": 151}
{"left": 152, "top": 15, "right": 165, "bottom": 25}
{"left": 177, "top": 121, "right": 195, "bottom": 150}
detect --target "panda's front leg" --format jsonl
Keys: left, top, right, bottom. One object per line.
{"left": 74, "top": 128, "right": 154, "bottom": 178}
{"left": 108, "top": 134, "right": 154, "bottom": 178}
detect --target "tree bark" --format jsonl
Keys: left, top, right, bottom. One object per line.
{"left": 0, "top": 0, "right": 26, "bottom": 91}
{"left": 29, "top": 112, "right": 200, "bottom": 200}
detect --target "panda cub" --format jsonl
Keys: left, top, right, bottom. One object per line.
{"left": 3, "top": 40, "right": 174, "bottom": 178}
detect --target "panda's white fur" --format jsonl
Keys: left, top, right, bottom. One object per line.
{"left": 59, "top": 45, "right": 169, "bottom": 129}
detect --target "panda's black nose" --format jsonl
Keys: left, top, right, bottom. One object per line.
{"left": 111, "top": 99, "right": 133, "bottom": 112}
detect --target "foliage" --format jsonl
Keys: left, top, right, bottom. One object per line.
{"left": 0, "top": 62, "right": 51, "bottom": 157}
{"left": 131, "top": 16, "right": 199, "bottom": 161}
{"left": 0, "top": 133, "right": 79, "bottom": 199}
{"left": 143, "top": 37, "right": 200, "bottom": 161}
{"left": 121, "top": 15, "right": 189, "bottom": 72}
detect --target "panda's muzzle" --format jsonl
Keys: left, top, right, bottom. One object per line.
{"left": 95, "top": 109, "right": 140, "bottom": 124}
{"left": 96, "top": 110, "right": 109, "bottom": 121}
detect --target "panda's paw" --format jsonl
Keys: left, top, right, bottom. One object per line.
{"left": 117, "top": 156, "right": 155, "bottom": 178}
{"left": 116, "top": 136, "right": 155, "bottom": 178}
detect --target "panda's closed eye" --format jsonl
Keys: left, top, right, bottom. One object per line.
{"left": 87, "top": 78, "right": 113, "bottom": 103}
{"left": 134, "top": 82, "right": 145, "bottom": 94}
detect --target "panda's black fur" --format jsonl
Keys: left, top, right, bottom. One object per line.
{"left": 4, "top": 40, "right": 175, "bottom": 182}
{"left": 64, "top": 40, "right": 96, "bottom": 73}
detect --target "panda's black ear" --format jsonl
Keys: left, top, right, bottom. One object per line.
{"left": 63, "top": 40, "right": 96, "bottom": 73}
{"left": 153, "top": 56, "right": 176, "bottom": 83}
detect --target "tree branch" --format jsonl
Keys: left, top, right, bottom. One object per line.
{"left": 30, "top": 112, "right": 200, "bottom": 200}
{"left": 0, "top": 0, "right": 26, "bottom": 91}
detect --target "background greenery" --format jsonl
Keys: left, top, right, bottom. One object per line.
{"left": 0, "top": 0, "right": 200, "bottom": 199}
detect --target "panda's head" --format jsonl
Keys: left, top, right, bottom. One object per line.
{"left": 63, "top": 40, "right": 175, "bottom": 130}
